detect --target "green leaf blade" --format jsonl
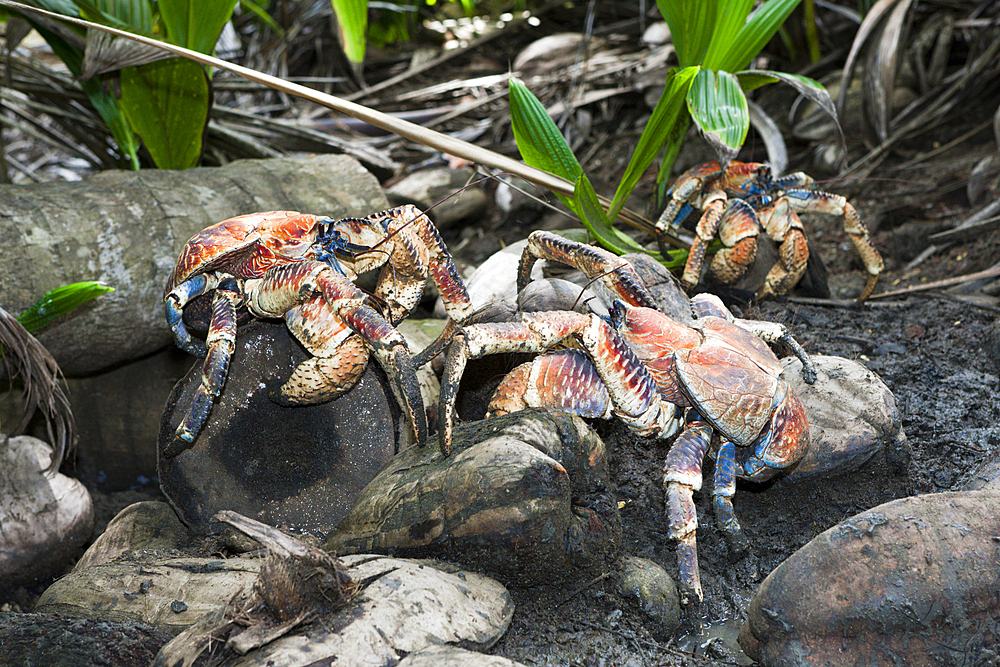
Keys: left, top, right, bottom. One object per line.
{"left": 687, "top": 69, "right": 749, "bottom": 166}
{"left": 574, "top": 176, "right": 654, "bottom": 257}
{"left": 609, "top": 66, "right": 698, "bottom": 221}
{"left": 17, "top": 282, "right": 114, "bottom": 333}
{"left": 702, "top": 0, "right": 756, "bottom": 69}
{"left": 120, "top": 58, "right": 210, "bottom": 169}
{"left": 331, "top": 0, "right": 368, "bottom": 65}
{"left": 509, "top": 77, "right": 583, "bottom": 183}
{"left": 720, "top": 0, "right": 802, "bottom": 72}
{"left": 656, "top": 0, "right": 717, "bottom": 67}
{"left": 158, "top": 0, "right": 238, "bottom": 54}
{"left": 741, "top": 68, "right": 839, "bottom": 127}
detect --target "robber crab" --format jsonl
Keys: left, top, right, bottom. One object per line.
{"left": 163, "top": 204, "right": 474, "bottom": 458}
{"left": 656, "top": 161, "right": 884, "bottom": 300}
{"left": 438, "top": 230, "right": 812, "bottom": 607}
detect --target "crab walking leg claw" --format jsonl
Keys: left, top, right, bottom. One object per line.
{"left": 784, "top": 189, "right": 884, "bottom": 300}
{"left": 438, "top": 311, "right": 684, "bottom": 456}
{"left": 663, "top": 419, "right": 713, "bottom": 606}
{"left": 165, "top": 273, "right": 219, "bottom": 357}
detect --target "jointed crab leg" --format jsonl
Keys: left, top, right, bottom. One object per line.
{"left": 784, "top": 189, "right": 884, "bottom": 300}
{"left": 344, "top": 204, "right": 476, "bottom": 326}
{"left": 165, "top": 280, "right": 241, "bottom": 457}
{"left": 439, "top": 311, "right": 683, "bottom": 455}
{"left": 165, "top": 273, "right": 219, "bottom": 357}
{"left": 663, "top": 419, "right": 713, "bottom": 606}
{"left": 517, "top": 231, "right": 661, "bottom": 310}
{"left": 248, "top": 260, "right": 428, "bottom": 447}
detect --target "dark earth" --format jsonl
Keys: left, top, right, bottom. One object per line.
{"left": 470, "top": 136, "right": 1000, "bottom": 665}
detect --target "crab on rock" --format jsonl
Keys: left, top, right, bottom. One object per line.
{"left": 656, "top": 161, "right": 884, "bottom": 300}
{"left": 438, "top": 231, "right": 812, "bottom": 606}
{"left": 163, "top": 204, "right": 474, "bottom": 458}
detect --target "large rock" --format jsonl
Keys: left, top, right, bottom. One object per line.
{"left": 0, "top": 435, "right": 94, "bottom": 596}
{"left": 157, "top": 321, "right": 406, "bottom": 534}
{"left": 328, "top": 408, "right": 622, "bottom": 586}
{"left": 781, "top": 355, "right": 909, "bottom": 482}
{"left": 0, "top": 154, "right": 388, "bottom": 375}
{"left": 36, "top": 504, "right": 514, "bottom": 666}
{"left": 739, "top": 490, "right": 1000, "bottom": 666}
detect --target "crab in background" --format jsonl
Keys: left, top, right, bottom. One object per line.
{"left": 656, "top": 161, "right": 884, "bottom": 300}
{"left": 163, "top": 204, "right": 474, "bottom": 457}
{"left": 438, "top": 230, "right": 813, "bottom": 607}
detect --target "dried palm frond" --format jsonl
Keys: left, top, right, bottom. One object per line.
{"left": 0, "top": 305, "right": 75, "bottom": 472}
{"left": 839, "top": 0, "right": 1000, "bottom": 171}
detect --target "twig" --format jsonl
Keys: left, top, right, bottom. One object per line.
{"left": 868, "top": 264, "right": 1000, "bottom": 299}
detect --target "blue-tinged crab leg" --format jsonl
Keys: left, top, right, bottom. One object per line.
{"left": 164, "top": 280, "right": 240, "bottom": 457}
{"left": 712, "top": 440, "right": 749, "bottom": 555}
{"left": 438, "top": 311, "right": 682, "bottom": 455}
{"left": 517, "top": 230, "right": 661, "bottom": 310}
{"left": 164, "top": 273, "right": 220, "bottom": 356}
{"left": 663, "top": 418, "right": 714, "bottom": 606}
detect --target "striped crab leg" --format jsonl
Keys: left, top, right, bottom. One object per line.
{"left": 438, "top": 310, "right": 682, "bottom": 455}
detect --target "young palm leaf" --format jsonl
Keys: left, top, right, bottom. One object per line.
{"left": 509, "top": 78, "right": 661, "bottom": 257}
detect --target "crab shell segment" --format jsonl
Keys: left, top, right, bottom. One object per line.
{"left": 164, "top": 211, "right": 331, "bottom": 297}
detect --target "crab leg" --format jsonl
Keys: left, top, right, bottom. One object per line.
{"left": 439, "top": 311, "right": 682, "bottom": 455}
{"left": 280, "top": 298, "right": 370, "bottom": 405}
{"left": 165, "top": 280, "right": 240, "bottom": 457}
{"left": 165, "top": 273, "right": 220, "bottom": 357}
{"left": 340, "top": 204, "right": 476, "bottom": 327}
{"left": 517, "top": 231, "right": 661, "bottom": 310}
{"left": 487, "top": 349, "right": 614, "bottom": 419}
{"left": 248, "top": 260, "right": 428, "bottom": 447}
{"left": 663, "top": 418, "right": 714, "bottom": 606}
{"left": 785, "top": 188, "right": 884, "bottom": 300}
{"left": 712, "top": 439, "right": 748, "bottom": 555}
{"left": 754, "top": 200, "right": 810, "bottom": 300}
{"left": 681, "top": 196, "right": 761, "bottom": 290}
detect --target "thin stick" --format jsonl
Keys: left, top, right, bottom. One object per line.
{"left": 869, "top": 264, "right": 1000, "bottom": 299}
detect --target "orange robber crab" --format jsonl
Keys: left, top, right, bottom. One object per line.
{"left": 163, "top": 204, "right": 474, "bottom": 458}
{"left": 438, "top": 231, "right": 813, "bottom": 608}
{"left": 656, "top": 161, "right": 884, "bottom": 300}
